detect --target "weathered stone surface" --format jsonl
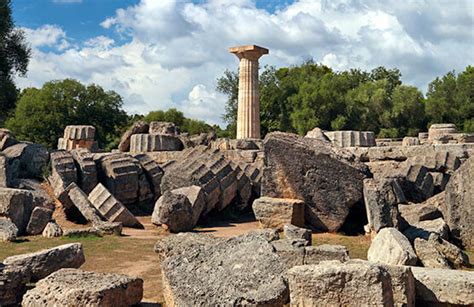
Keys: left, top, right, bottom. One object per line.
{"left": 0, "top": 218, "right": 18, "bottom": 241}
{"left": 230, "top": 138, "right": 260, "bottom": 150}
{"left": 363, "top": 178, "right": 405, "bottom": 233}
{"left": 93, "top": 221, "right": 123, "bottom": 236}
{"left": 288, "top": 260, "right": 394, "bottom": 306}
{"left": 161, "top": 233, "right": 288, "bottom": 306}
{"left": 96, "top": 153, "right": 141, "bottom": 205}
{"left": 325, "top": 130, "right": 376, "bottom": 147}
{"left": 134, "top": 153, "right": 163, "bottom": 199}
{"left": 149, "top": 121, "right": 178, "bottom": 135}
{"left": 414, "top": 233, "right": 469, "bottom": 269}
{"left": 262, "top": 132, "right": 369, "bottom": 231}
{"left": 130, "top": 134, "right": 184, "bottom": 153}
{"left": 204, "top": 153, "right": 238, "bottom": 210}
{"left": 154, "top": 191, "right": 194, "bottom": 232}
{"left": 3, "top": 243, "right": 85, "bottom": 281}
{"left": 444, "top": 156, "right": 474, "bottom": 248}
{"left": 26, "top": 206, "right": 53, "bottom": 235}
{"left": 22, "top": 268, "right": 143, "bottom": 307}
{"left": 154, "top": 232, "right": 221, "bottom": 261}
{"left": 398, "top": 202, "right": 442, "bottom": 226}
{"left": 71, "top": 148, "right": 98, "bottom": 194}
{"left": 303, "top": 245, "right": 349, "bottom": 265}
{"left": 368, "top": 227, "right": 418, "bottom": 266}
{"left": 63, "top": 125, "right": 95, "bottom": 140}
{"left": 48, "top": 151, "right": 78, "bottom": 197}
{"left": 378, "top": 263, "right": 415, "bottom": 307}
{"left": 411, "top": 266, "right": 474, "bottom": 305}
{"left": 0, "top": 128, "right": 18, "bottom": 151}
{"left": 170, "top": 185, "right": 205, "bottom": 227}
{"left": 414, "top": 236, "right": 450, "bottom": 269}
{"left": 283, "top": 224, "right": 311, "bottom": 246}
{"left": 0, "top": 187, "right": 33, "bottom": 233}
{"left": 88, "top": 183, "right": 143, "bottom": 228}
{"left": 0, "top": 263, "right": 29, "bottom": 306}
{"left": 16, "top": 179, "right": 55, "bottom": 210}
{"left": 395, "top": 164, "right": 434, "bottom": 202}
{"left": 0, "top": 154, "right": 13, "bottom": 188}
{"left": 271, "top": 239, "right": 305, "bottom": 269}
{"left": 252, "top": 197, "right": 305, "bottom": 230}
{"left": 304, "top": 127, "right": 330, "bottom": 142}
{"left": 2, "top": 142, "right": 49, "bottom": 179}
{"left": 231, "top": 162, "right": 252, "bottom": 210}
{"left": 428, "top": 123, "right": 457, "bottom": 142}
{"left": 42, "top": 221, "right": 63, "bottom": 238}
{"left": 402, "top": 137, "right": 420, "bottom": 146}
{"left": 59, "top": 182, "right": 104, "bottom": 225}
{"left": 118, "top": 120, "right": 149, "bottom": 152}
{"left": 403, "top": 217, "right": 449, "bottom": 241}
{"left": 430, "top": 171, "right": 449, "bottom": 193}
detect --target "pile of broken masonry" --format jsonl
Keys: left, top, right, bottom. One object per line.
{"left": 1, "top": 122, "right": 473, "bottom": 306}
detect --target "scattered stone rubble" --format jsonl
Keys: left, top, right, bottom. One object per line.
{"left": 1, "top": 121, "right": 474, "bottom": 306}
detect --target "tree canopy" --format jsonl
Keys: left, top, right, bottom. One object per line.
{"left": 6, "top": 79, "right": 128, "bottom": 149}
{"left": 142, "top": 108, "right": 213, "bottom": 135}
{"left": 217, "top": 62, "right": 473, "bottom": 138}
{"left": 0, "top": 0, "right": 31, "bottom": 125}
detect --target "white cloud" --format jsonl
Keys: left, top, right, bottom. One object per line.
{"left": 16, "top": 0, "right": 474, "bottom": 126}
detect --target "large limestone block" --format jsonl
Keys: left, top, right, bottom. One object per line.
{"left": 411, "top": 266, "right": 474, "bottom": 305}
{"left": 2, "top": 142, "right": 49, "bottom": 179}
{"left": 118, "top": 120, "right": 149, "bottom": 152}
{"left": 303, "top": 245, "right": 349, "bottom": 265}
{"left": 444, "top": 156, "right": 474, "bottom": 247}
{"left": 149, "top": 121, "right": 178, "bottom": 135}
{"left": 154, "top": 232, "right": 222, "bottom": 261}
{"left": 378, "top": 263, "right": 415, "bottom": 307}
{"left": 59, "top": 183, "right": 104, "bottom": 225}
{"left": 170, "top": 185, "right": 206, "bottom": 227}
{"left": 42, "top": 221, "right": 63, "bottom": 238}
{"left": 205, "top": 153, "right": 238, "bottom": 210}
{"left": 367, "top": 228, "right": 418, "bottom": 266}
{"left": 402, "top": 137, "right": 420, "bottom": 146}
{"left": 48, "top": 151, "right": 77, "bottom": 197}
{"left": 283, "top": 224, "right": 312, "bottom": 246}
{"left": 134, "top": 153, "right": 164, "bottom": 199}
{"left": 428, "top": 123, "right": 457, "bottom": 142}
{"left": 161, "top": 233, "right": 288, "bottom": 306}
{"left": 26, "top": 206, "right": 53, "bottom": 235}
{"left": 262, "top": 132, "right": 369, "bottom": 231}
{"left": 325, "top": 130, "right": 376, "bottom": 147}
{"left": 71, "top": 148, "right": 98, "bottom": 194}
{"left": 96, "top": 153, "right": 141, "bottom": 205}
{"left": 403, "top": 217, "right": 449, "bottom": 241}
{"left": 271, "top": 239, "right": 305, "bottom": 269}
{"left": 63, "top": 125, "right": 95, "bottom": 140}
{"left": 0, "top": 218, "right": 18, "bottom": 242}
{"left": 0, "top": 263, "right": 29, "bottom": 306}
{"left": 363, "top": 178, "right": 405, "bottom": 233}
{"left": 0, "top": 154, "right": 13, "bottom": 188}
{"left": 398, "top": 202, "right": 442, "bottom": 226}
{"left": 287, "top": 260, "right": 394, "bottom": 306}
{"left": 3, "top": 243, "right": 85, "bottom": 282}
{"left": 252, "top": 197, "right": 305, "bottom": 230}
{"left": 22, "top": 269, "right": 143, "bottom": 307}
{"left": 153, "top": 191, "right": 195, "bottom": 233}
{"left": 88, "top": 183, "right": 143, "bottom": 228}
{"left": 304, "top": 127, "right": 330, "bottom": 142}
{"left": 130, "top": 133, "right": 184, "bottom": 153}
{"left": 414, "top": 233, "right": 468, "bottom": 269}
{"left": 0, "top": 128, "right": 18, "bottom": 151}
{"left": 0, "top": 187, "right": 33, "bottom": 233}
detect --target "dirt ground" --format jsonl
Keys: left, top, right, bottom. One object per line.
{"left": 1, "top": 216, "right": 472, "bottom": 305}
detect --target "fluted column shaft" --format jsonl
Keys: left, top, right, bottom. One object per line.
{"left": 237, "top": 57, "right": 260, "bottom": 139}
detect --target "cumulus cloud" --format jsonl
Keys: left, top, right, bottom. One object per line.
{"left": 16, "top": 0, "right": 474, "bottom": 126}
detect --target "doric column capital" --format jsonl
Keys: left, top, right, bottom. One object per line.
{"left": 229, "top": 45, "right": 269, "bottom": 61}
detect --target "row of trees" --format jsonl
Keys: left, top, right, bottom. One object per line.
{"left": 217, "top": 63, "right": 474, "bottom": 138}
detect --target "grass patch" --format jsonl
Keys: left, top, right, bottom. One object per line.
{"left": 312, "top": 232, "right": 372, "bottom": 260}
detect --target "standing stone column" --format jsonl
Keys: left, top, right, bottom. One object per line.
{"left": 229, "top": 45, "right": 269, "bottom": 139}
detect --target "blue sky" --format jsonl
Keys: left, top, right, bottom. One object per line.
{"left": 11, "top": 0, "right": 474, "bottom": 126}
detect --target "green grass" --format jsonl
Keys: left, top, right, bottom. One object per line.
{"left": 312, "top": 233, "right": 372, "bottom": 260}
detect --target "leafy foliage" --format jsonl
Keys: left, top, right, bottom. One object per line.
{"left": 217, "top": 62, "right": 473, "bottom": 137}
{"left": 6, "top": 79, "right": 128, "bottom": 149}
{"left": 0, "top": 0, "right": 31, "bottom": 124}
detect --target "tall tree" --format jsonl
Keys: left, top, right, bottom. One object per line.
{"left": 0, "top": 0, "right": 31, "bottom": 125}
{"left": 6, "top": 79, "right": 128, "bottom": 149}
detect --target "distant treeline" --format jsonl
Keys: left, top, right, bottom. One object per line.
{"left": 217, "top": 62, "right": 474, "bottom": 139}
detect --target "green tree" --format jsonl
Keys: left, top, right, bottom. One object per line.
{"left": 425, "top": 66, "right": 474, "bottom": 132}
{"left": 6, "top": 79, "right": 128, "bottom": 149}
{"left": 0, "top": 0, "right": 31, "bottom": 125}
